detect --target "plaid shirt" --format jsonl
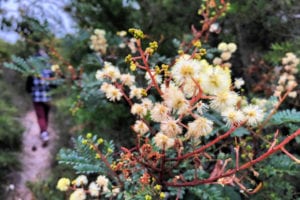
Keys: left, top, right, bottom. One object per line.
{"left": 31, "top": 69, "right": 53, "bottom": 102}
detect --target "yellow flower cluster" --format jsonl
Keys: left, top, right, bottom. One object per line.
{"left": 146, "top": 41, "right": 158, "bottom": 55}
{"left": 128, "top": 28, "right": 145, "bottom": 39}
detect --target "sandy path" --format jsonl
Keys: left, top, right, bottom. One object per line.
{"left": 8, "top": 110, "right": 58, "bottom": 200}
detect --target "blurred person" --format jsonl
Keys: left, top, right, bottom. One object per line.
{"left": 26, "top": 51, "right": 55, "bottom": 147}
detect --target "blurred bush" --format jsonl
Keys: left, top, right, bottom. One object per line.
{"left": 0, "top": 78, "right": 23, "bottom": 198}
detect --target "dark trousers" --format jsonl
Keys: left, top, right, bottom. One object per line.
{"left": 33, "top": 102, "right": 50, "bottom": 133}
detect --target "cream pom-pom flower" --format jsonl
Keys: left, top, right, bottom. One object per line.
{"left": 163, "top": 85, "right": 189, "bottom": 114}
{"left": 153, "top": 132, "right": 175, "bottom": 150}
{"left": 120, "top": 73, "right": 135, "bottom": 86}
{"left": 186, "top": 116, "right": 213, "bottom": 139}
{"left": 74, "top": 175, "right": 88, "bottom": 186}
{"left": 160, "top": 119, "right": 182, "bottom": 137}
{"left": 131, "top": 103, "right": 148, "bottom": 118}
{"left": 227, "top": 43, "right": 237, "bottom": 53}
{"left": 96, "top": 62, "right": 120, "bottom": 82}
{"left": 56, "top": 178, "right": 70, "bottom": 191}
{"left": 141, "top": 98, "right": 153, "bottom": 110}
{"left": 234, "top": 78, "right": 245, "bottom": 89}
{"left": 218, "top": 42, "right": 228, "bottom": 51}
{"left": 133, "top": 120, "right": 149, "bottom": 135}
{"left": 96, "top": 175, "right": 109, "bottom": 189}
{"left": 210, "top": 91, "right": 240, "bottom": 112}
{"left": 150, "top": 103, "right": 170, "bottom": 122}
{"left": 243, "top": 104, "right": 264, "bottom": 127}
{"left": 105, "top": 85, "right": 123, "bottom": 102}
{"left": 69, "top": 189, "right": 86, "bottom": 200}
{"left": 88, "top": 182, "right": 100, "bottom": 197}
{"left": 221, "top": 108, "right": 245, "bottom": 127}
{"left": 129, "top": 86, "right": 144, "bottom": 99}
{"left": 171, "top": 56, "right": 202, "bottom": 84}
{"left": 220, "top": 51, "right": 232, "bottom": 61}
{"left": 199, "top": 65, "right": 231, "bottom": 95}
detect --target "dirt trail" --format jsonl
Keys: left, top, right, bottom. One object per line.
{"left": 8, "top": 110, "right": 58, "bottom": 200}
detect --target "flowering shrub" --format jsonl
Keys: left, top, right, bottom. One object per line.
{"left": 55, "top": 1, "right": 300, "bottom": 199}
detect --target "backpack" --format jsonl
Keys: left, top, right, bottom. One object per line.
{"left": 25, "top": 75, "right": 33, "bottom": 93}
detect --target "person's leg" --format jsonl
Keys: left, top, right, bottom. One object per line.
{"left": 43, "top": 102, "right": 51, "bottom": 131}
{"left": 34, "top": 102, "right": 50, "bottom": 145}
{"left": 33, "top": 102, "right": 47, "bottom": 132}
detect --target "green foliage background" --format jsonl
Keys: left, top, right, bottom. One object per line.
{"left": 0, "top": 0, "right": 299, "bottom": 199}
{"left": 0, "top": 41, "right": 25, "bottom": 198}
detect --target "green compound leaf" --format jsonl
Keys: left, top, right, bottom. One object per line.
{"left": 231, "top": 127, "right": 250, "bottom": 137}
{"left": 3, "top": 55, "right": 50, "bottom": 76}
{"left": 269, "top": 109, "right": 300, "bottom": 126}
{"left": 57, "top": 136, "right": 115, "bottom": 174}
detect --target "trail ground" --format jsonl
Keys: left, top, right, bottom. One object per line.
{"left": 7, "top": 110, "right": 57, "bottom": 200}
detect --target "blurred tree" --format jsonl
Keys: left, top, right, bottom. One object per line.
{"left": 223, "top": 0, "right": 300, "bottom": 67}
{"left": 67, "top": 0, "right": 201, "bottom": 55}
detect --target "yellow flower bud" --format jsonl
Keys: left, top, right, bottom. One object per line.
{"left": 149, "top": 41, "right": 158, "bottom": 50}
{"left": 161, "top": 64, "right": 169, "bottom": 71}
{"left": 141, "top": 89, "right": 148, "bottom": 97}
{"left": 155, "top": 65, "right": 161, "bottom": 74}
{"left": 107, "top": 148, "right": 113, "bottom": 154}
{"left": 95, "top": 154, "right": 101, "bottom": 159}
{"left": 159, "top": 192, "right": 166, "bottom": 199}
{"left": 178, "top": 49, "right": 184, "bottom": 55}
{"left": 86, "top": 133, "right": 92, "bottom": 139}
{"left": 82, "top": 139, "right": 88, "bottom": 145}
{"left": 194, "top": 53, "right": 201, "bottom": 60}
{"left": 154, "top": 184, "right": 162, "bottom": 191}
{"left": 199, "top": 48, "right": 206, "bottom": 56}
{"left": 146, "top": 47, "right": 154, "bottom": 55}
{"left": 97, "top": 138, "right": 104, "bottom": 145}
{"left": 130, "top": 62, "right": 137, "bottom": 71}
{"left": 125, "top": 54, "right": 132, "bottom": 63}
{"left": 111, "top": 163, "right": 117, "bottom": 170}
{"left": 193, "top": 40, "right": 202, "bottom": 48}
{"left": 145, "top": 195, "right": 152, "bottom": 200}
{"left": 164, "top": 71, "right": 171, "bottom": 77}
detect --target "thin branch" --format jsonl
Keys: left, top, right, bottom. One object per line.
{"left": 281, "top": 147, "right": 300, "bottom": 164}
{"left": 167, "top": 125, "right": 242, "bottom": 161}
{"left": 165, "top": 128, "right": 300, "bottom": 187}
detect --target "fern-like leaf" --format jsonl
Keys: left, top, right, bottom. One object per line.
{"left": 3, "top": 55, "right": 49, "bottom": 76}
{"left": 269, "top": 109, "right": 300, "bottom": 126}
{"left": 58, "top": 135, "right": 115, "bottom": 175}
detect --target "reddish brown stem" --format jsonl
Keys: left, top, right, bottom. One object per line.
{"left": 167, "top": 125, "right": 241, "bottom": 161}
{"left": 165, "top": 128, "right": 300, "bottom": 187}
{"left": 115, "top": 82, "right": 133, "bottom": 106}
{"left": 92, "top": 144, "right": 123, "bottom": 187}
{"left": 258, "top": 89, "right": 293, "bottom": 134}
{"left": 159, "top": 149, "right": 166, "bottom": 183}
{"left": 136, "top": 39, "right": 163, "bottom": 96}
{"left": 281, "top": 147, "right": 300, "bottom": 163}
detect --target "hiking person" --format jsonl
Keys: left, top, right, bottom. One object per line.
{"left": 25, "top": 51, "right": 56, "bottom": 146}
